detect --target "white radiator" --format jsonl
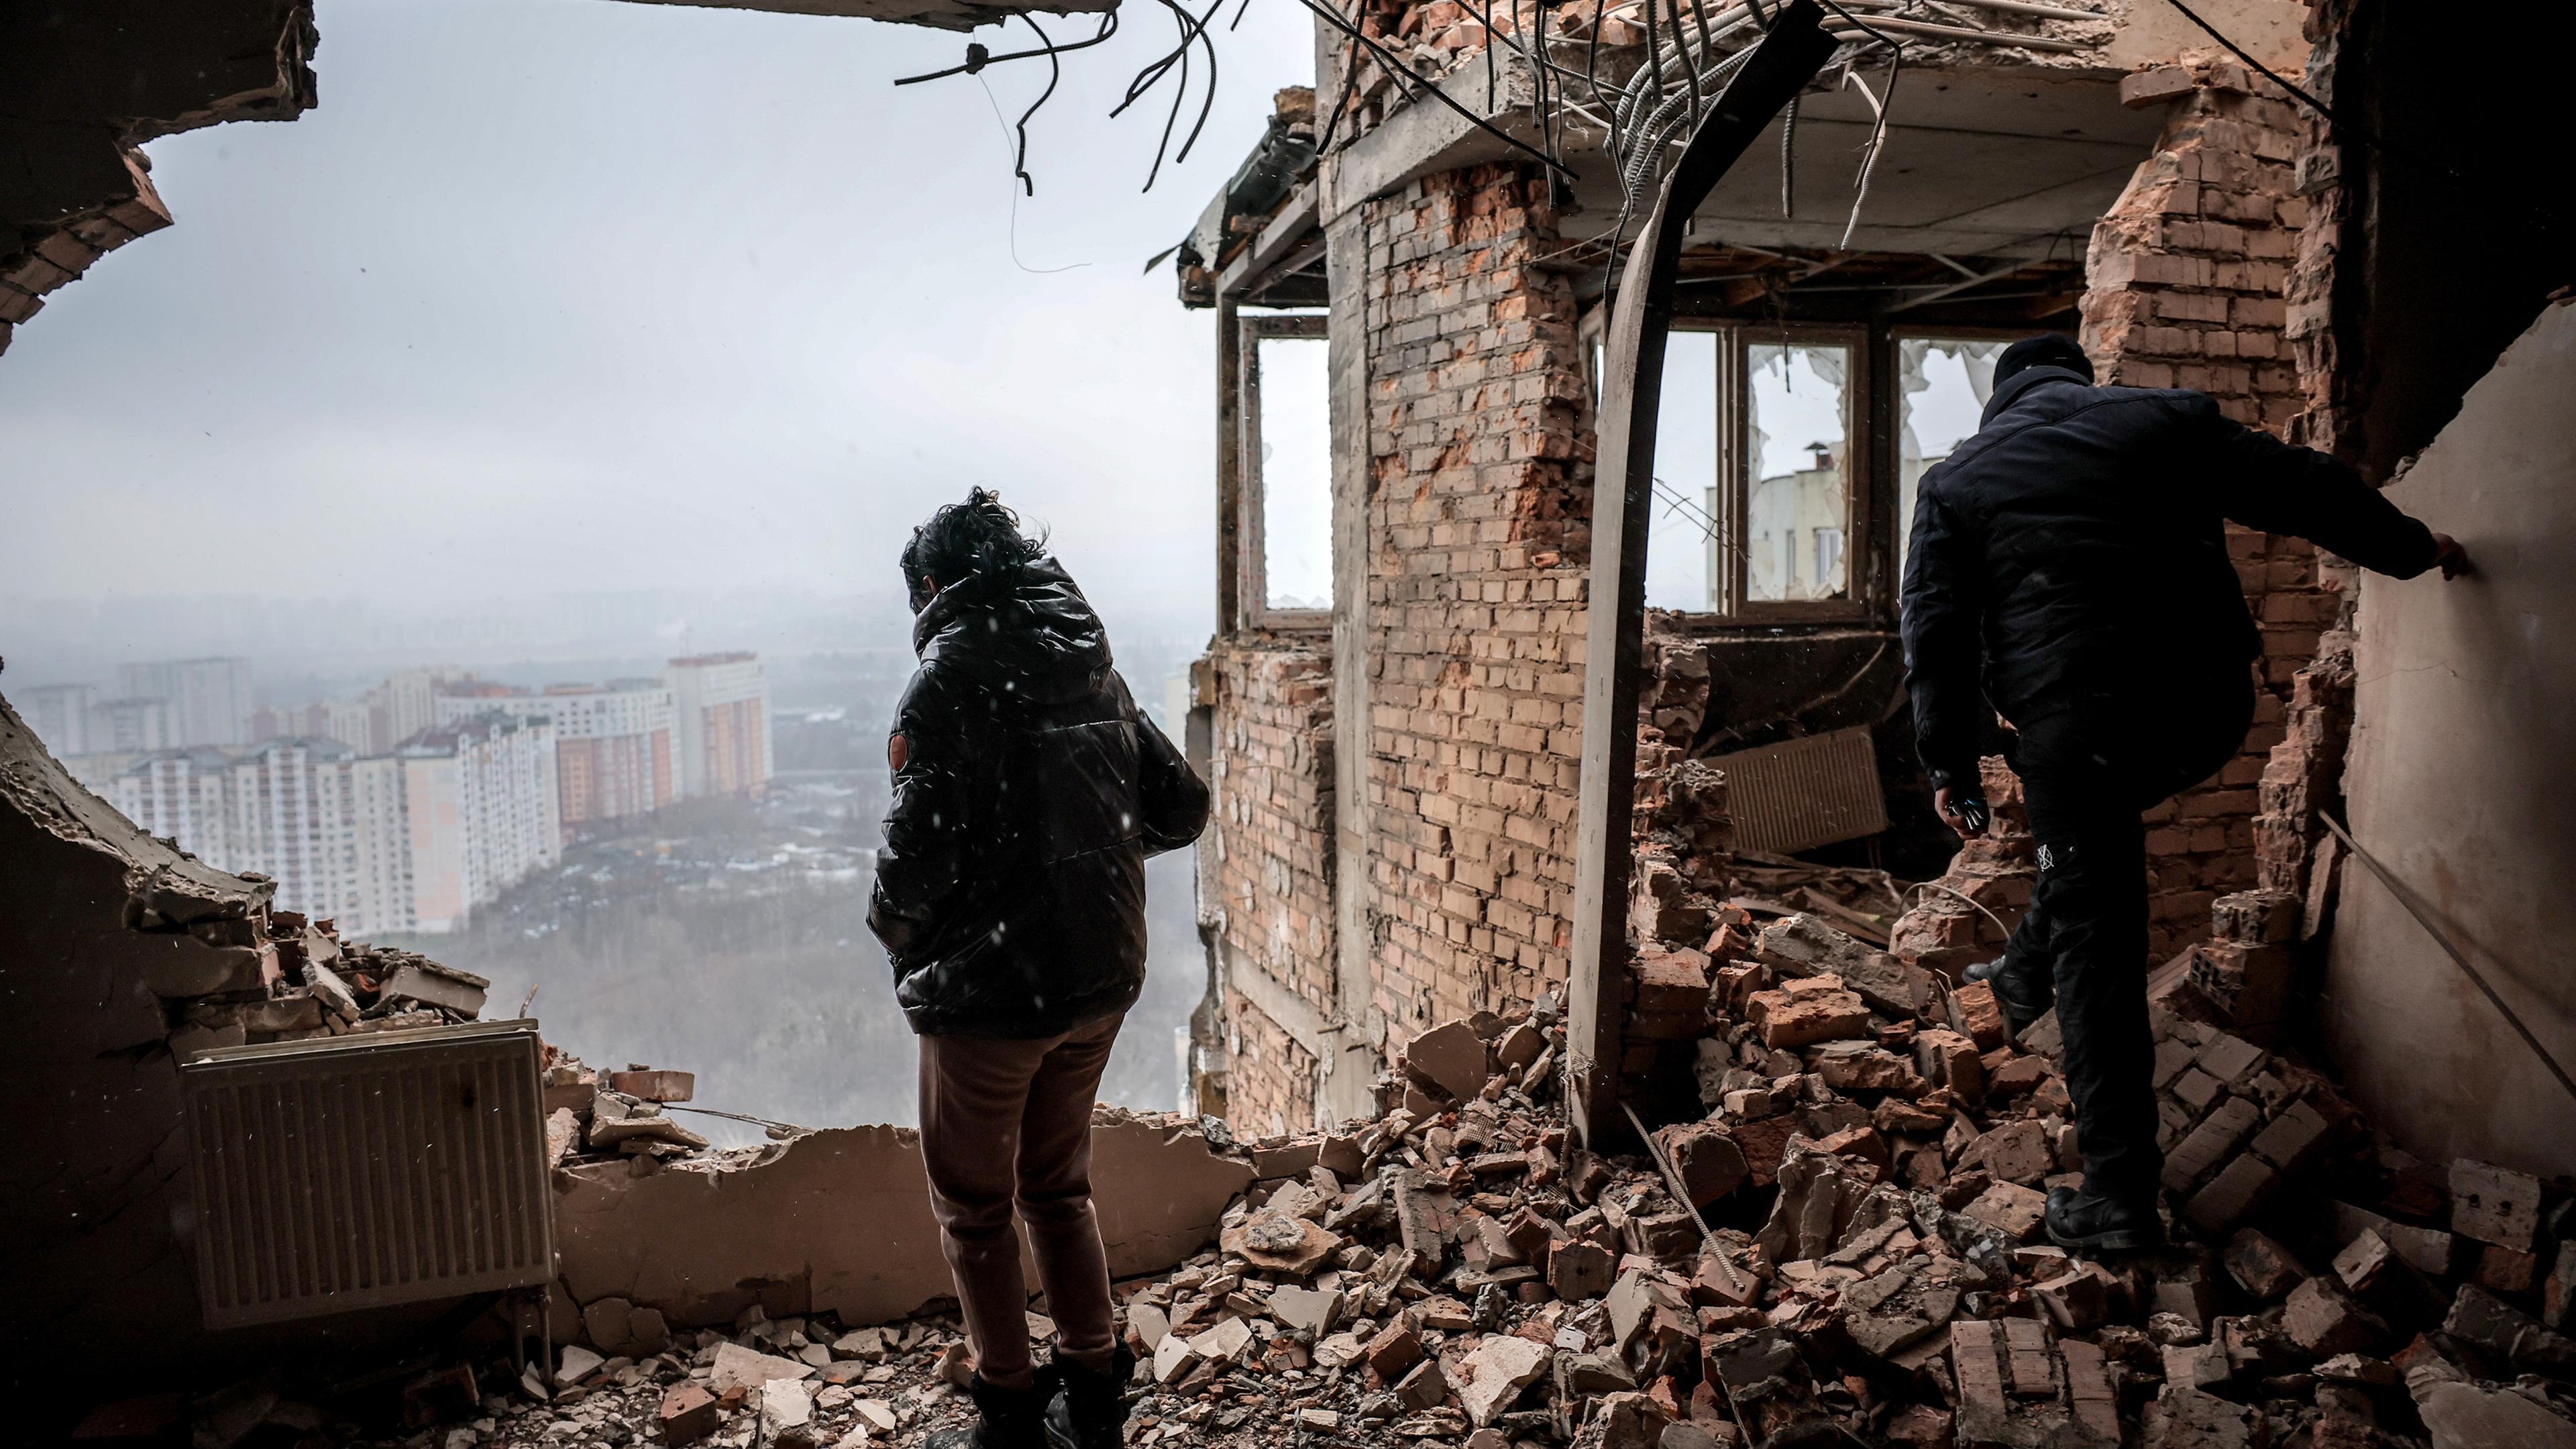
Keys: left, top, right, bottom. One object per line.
{"left": 1709, "top": 724, "right": 1888, "bottom": 856}
{"left": 178, "top": 1020, "right": 553, "bottom": 1330}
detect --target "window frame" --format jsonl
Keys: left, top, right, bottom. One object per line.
{"left": 1233, "top": 310, "right": 1333, "bottom": 634}
{"left": 1717, "top": 321, "right": 1876, "bottom": 623}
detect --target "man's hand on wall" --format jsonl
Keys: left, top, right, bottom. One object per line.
{"left": 2431, "top": 532, "right": 2471, "bottom": 579}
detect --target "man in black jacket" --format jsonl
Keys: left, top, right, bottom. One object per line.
{"left": 1900, "top": 334, "right": 2465, "bottom": 1252}
{"left": 870, "top": 488, "right": 1210, "bottom": 1449}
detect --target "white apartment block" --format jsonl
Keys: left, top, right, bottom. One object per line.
{"left": 116, "top": 657, "right": 254, "bottom": 748}
{"left": 665, "top": 652, "right": 771, "bottom": 800}
{"left": 108, "top": 739, "right": 413, "bottom": 938}
{"left": 19, "top": 684, "right": 97, "bottom": 757}
{"left": 368, "top": 665, "right": 470, "bottom": 752}
{"left": 254, "top": 698, "right": 380, "bottom": 757}
{"left": 110, "top": 748, "right": 243, "bottom": 866}
{"left": 398, "top": 712, "right": 560, "bottom": 934}
{"left": 435, "top": 681, "right": 675, "bottom": 832}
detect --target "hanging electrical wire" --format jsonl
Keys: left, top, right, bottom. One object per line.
{"left": 892, "top": 0, "right": 2076, "bottom": 256}
{"left": 1006, "top": 13, "right": 1065, "bottom": 195}
{"left": 892, "top": 0, "right": 1228, "bottom": 194}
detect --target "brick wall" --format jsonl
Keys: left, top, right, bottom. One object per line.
{"left": 2078, "top": 62, "right": 2339, "bottom": 959}
{"left": 1360, "top": 162, "right": 1592, "bottom": 1040}
{"left": 1205, "top": 637, "right": 1336, "bottom": 1126}
{"left": 1223, "top": 994, "right": 1322, "bottom": 1140}
{"left": 2281, "top": 0, "right": 2357, "bottom": 458}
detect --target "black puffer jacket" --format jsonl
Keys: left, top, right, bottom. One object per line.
{"left": 1901, "top": 366, "right": 2439, "bottom": 790}
{"left": 867, "top": 557, "right": 1209, "bottom": 1038}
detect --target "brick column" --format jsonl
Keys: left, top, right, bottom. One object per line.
{"left": 2078, "top": 61, "right": 2338, "bottom": 959}
{"left": 1359, "top": 162, "right": 1592, "bottom": 1041}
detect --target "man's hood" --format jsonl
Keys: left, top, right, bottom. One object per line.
{"left": 911, "top": 555, "right": 1113, "bottom": 705}
{"left": 1980, "top": 364, "right": 2092, "bottom": 427}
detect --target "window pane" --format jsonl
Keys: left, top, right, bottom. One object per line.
{"left": 1258, "top": 333, "right": 1333, "bottom": 612}
{"left": 1897, "top": 337, "right": 2004, "bottom": 578}
{"left": 1744, "top": 341, "right": 1852, "bottom": 602}
{"left": 1646, "top": 330, "right": 1721, "bottom": 611}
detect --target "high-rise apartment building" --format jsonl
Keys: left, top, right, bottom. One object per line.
{"left": 364, "top": 666, "right": 470, "bottom": 753}
{"left": 89, "top": 696, "right": 176, "bottom": 753}
{"left": 227, "top": 739, "right": 412, "bottom": 936}
{"left": 250, "top": 699, "right": 380, "bottom": 756}
{"left": 116, "top": 657, "right": 254, "bottom": 747}
{"left": 18, "top": 684, "right": 97, "bottom": 757}
{"left": 435, "top": 680, "right": 674, "bottom": 837}
{"left": 665, "top": 652, "right": 771, "bottom": 800}
{"left": 109, "top": 747, "right": 242, "bottom": 866}
{"left": 107, "top": 739, "right": 413, "bottom": 937}
{"left": 397, "top": 712, "right": 560, "bottom": 934}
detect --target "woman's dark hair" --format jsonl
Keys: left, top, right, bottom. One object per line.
{"left": 901, "top": 487, "right": 1046, "bottom": 610}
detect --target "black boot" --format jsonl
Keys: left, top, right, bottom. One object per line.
{"left": 2045, "top": 1184, "right": 2165, "bottom": 1252}
{"left": 926, "top": 1373, "right": 1052, "bottom": 1449}
{"left": 1965, "top": 950, "right": 2053, "bottom": 1033}
{"left": 1043, "top": 1342, "right": 1136, "bottom": 1449}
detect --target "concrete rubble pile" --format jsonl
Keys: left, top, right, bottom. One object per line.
{"left": 159, "top": 900, "right": 495, "bottom": 1057}
{"left": 451, "top": 918, "right": 2570, "bottom": 1449}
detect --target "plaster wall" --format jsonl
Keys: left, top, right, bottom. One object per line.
{"left": 553, "top": 1110, "right": 1254, "bottom": 1329}
{"left": 2324, "top": 299, "right": 2576, "bottom": 1178}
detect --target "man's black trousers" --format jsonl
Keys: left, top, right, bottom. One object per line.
{"left": 1994, "top": 674, "right": 2254, "bottom": 1202}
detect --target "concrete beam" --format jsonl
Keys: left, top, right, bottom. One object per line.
{"left": 1322, "top": 204, "right": 1383, "bottom": 1128}
{"left": 1565, "top": 3, "right": 1837, "bottom": 1147}
{"left": 1218, "top": 182, "right": 1322, "bottom": 302}
{"left": 1320, "top": 54, "right": 1542, "bottom": 219}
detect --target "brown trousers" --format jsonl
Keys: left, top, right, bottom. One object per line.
{"left": 916, "top": 1012, "right": 1123, "bottom": 1391}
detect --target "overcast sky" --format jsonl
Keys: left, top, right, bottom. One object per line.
{"left": 0, "top": 0, "right": 1316, "bottom": 647}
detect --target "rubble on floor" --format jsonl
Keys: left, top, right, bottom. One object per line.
{"left": 119, "top": 751, "right": 2565, "bottom": 1449}
{"left": 182, "top": 896, "right": 2566, "bottom": 1449}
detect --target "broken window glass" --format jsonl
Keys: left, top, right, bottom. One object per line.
{"left": 1896, "top": 337, "right": 2003, "bottom": 578}
{"left": 1646, "top": 328, "right": 1721, "bottom": 612}
{"left": 1743, "top": 340, "right": 1852, "bottom": 604}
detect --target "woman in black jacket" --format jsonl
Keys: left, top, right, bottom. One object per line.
{"left": 870, "top": 489, "right": 1209, "bottom": 1449}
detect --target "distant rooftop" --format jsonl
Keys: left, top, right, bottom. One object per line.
{"left": 398, "top": 711, "right": 548, "bottom": 756}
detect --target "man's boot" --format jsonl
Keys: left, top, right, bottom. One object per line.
{"left": 1043, "top": 1342, "right": 1136, "bottom": 1449}
{"left": 926, "top": 1374, "right": 1051, "bottom": 1449}
{"left": 2045, "top": 1184, "right": 2165, "bottom": 1252}
{"left": 1964, "top": 947, "right": 2053, "bottom": 1033}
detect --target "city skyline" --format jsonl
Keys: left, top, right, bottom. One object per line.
{"left": 54, "top": 648, "right": 781, "bottom": 936}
